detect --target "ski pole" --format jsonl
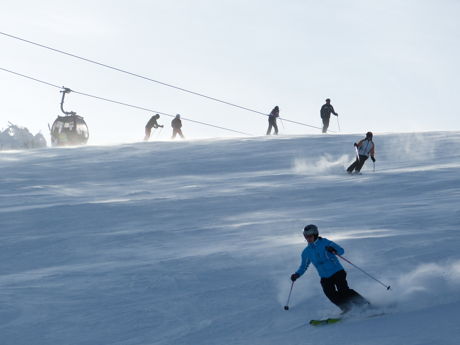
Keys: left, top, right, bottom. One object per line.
{"left": 354, "top": 146, "right": 360, "bottom": 161}
{"left": 373, "top": 161, "right": 375, "bottom": 172}
{"left": 336, "top": 254, "right": 391, "bottom": 290}
{"left": 336, "top": 116, "right": 341, "bottom": 132}
{"left": 284, "top": 281, "right": 295, "bottom": 310}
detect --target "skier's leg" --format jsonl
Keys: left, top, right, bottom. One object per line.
{"left": 322, "top": 118, "right": 330, "bottom": 133}
{"left": 329, "top": 270, "right": 352, "bottom": 312}
{"left": 335, "top": 270, "right": 369, "bottom": 310}
{"left": 347, "top": 159, "right": 359, "bottom": 173}
{"left": 144, "top": 127, "right": 151, "bottom": 141}
{"left": 320, "top": 276, "right": 341, "bottom": 307}
{"left": 172, "top": 129, "right": 177, "bottom": 139}
{"left": 355, "top": 156, "right": 368, "bottom": 172}
{"left": 266, "top": 122, "right": 272, "bottom": 135}
{"left": 179, "top": 129, "right": 185, "bottom": 139}
{"left": 273, "top": 121, "right": 278, "bottom": 135}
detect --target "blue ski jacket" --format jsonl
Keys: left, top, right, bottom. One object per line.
{"left": 295, "top": 237, "right": 345, "bottom": 279}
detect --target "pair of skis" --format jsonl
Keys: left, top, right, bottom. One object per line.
{"left": 309, "top": 312, "right": 385, "bottom": 326}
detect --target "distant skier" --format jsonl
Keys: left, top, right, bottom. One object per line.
{"left": 144, "top": 114, "right": 164, "bottom": 141}
{"left": 266, "top": 106, "right": 280, "bottom": 135}
{"left": 320, "top": 99, "right": 338, "bottom": 133}
{"left": 290, "top": 224, "right": 369, "bottom": 313}
{"left": 171, "top": 114, "right": 185, "bottom": 139}
{"left": 346, "top": 132, "right": 376, "bottom": 174}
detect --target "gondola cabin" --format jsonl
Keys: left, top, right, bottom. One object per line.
{"left": 50, "top": 87, "right": 89, "bottom": 147}
{"left": 50, "top": 114, "right": 89, "bottom": 146}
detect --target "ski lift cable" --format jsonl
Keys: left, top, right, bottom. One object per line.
{"left": 0, "top": 66, "right": 62, "bottom": 90}
{"left": 0, "top": 66, "right": 252, "bottom": 136}
{"left": 0, "top": 31, "right": 328, "bottom": 132}
{"left": 72, "top": 90, "right": 252, "bottom": 136}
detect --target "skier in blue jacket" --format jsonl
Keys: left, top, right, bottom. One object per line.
{"left": 290, "top": 224, "right": 369, "bottom": 313}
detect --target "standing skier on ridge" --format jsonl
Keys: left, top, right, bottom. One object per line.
{"left": 346, "top": 132, "right": 376, "bottom": 174}
{"left": 266, "top": 106, "right": 280, "bottom": 135}
{"left": 171, "top": 114, "right": 185, "bottom": 139}
{"left": 290, "top": 225, "right": 369, "bottom": 313}
{"left": 320, "top": 98, "right": 338, "bottom": 133}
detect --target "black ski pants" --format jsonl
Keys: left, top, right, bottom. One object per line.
{"left": 320, "top": 269, "right": 368, "bottom": 312}
{"left": 347, "top": 155, "right": 368, "bottom": 173}
{"left": 321, "top": 116, "right": 330, "bottom": 133}
{"left": 172, "top": 128, "right": 184, "bottom": 139}
{"left": 266, "top": 117, "right": 278, "bottom": 135}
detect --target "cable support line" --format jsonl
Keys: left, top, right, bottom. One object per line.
{"left": 0, "top": 66, "right": 252, "bottom": 136}
{"left": 279, "top": 117, "right": 335, "bottom": 133}
{"left": 72, "top": 90, "right": 252, "bottom": 136}
{"left": 0, "top": 31, "right": 326, "bottom": 132}
{"left": 0, "top": 67, "right": 61, "bottom": 89}
{"left": 0, "top": 32, "right": 269, "bottom": 114}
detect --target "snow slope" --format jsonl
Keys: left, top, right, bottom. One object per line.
{"left": 1, "top": 132, "right": 460, "bottom": 345}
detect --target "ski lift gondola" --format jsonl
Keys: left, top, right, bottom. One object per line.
{"left": 50, "top": 88, "right": 89, "bottom": 146}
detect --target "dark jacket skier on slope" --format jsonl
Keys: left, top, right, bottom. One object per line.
{"left": 320, "top": 98, "right": 338, "bottom": 133}
{"left": 290, "top": 224, "right": 369, "bottom": 313}
{"left": 346, "top": 132, "right": 376, "bottom": 174}
{"left": 144, "top": 114, "right": 164, "bottom": 141}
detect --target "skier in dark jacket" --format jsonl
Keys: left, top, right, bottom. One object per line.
{"left": 171, "top": 114, "right": 185, "bottom": 139}
{"left": 266, "top": 106, "right": 280, "bottom": 135}
{"left": 320, "top": 99, "right": 338, "bottom": 133}
{"left": 346, "top": 132, "right": 376, "bottom": 174}
{"left": 144, "top": 114, "right": 164, "bottom": 141}
{"left": 290, "top": 224, "right": 369, "bottom": 313}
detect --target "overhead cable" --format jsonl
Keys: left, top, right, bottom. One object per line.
{"left": 0, "top": 31, "right": 327, "bottom": 132}
{"left": 0, "top": 66, "right": 252, "bottom": 136}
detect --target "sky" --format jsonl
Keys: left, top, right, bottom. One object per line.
{"left": 1, "top": 131, "right": 460, "bottom": 344}
{"left": 1, "top": 0, "right": 459, "bottom": 144}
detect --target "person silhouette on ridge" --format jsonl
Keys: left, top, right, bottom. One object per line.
{"left": 266, "top": 106, "right": 280, "bottom": 135}
{"left": 171, "top": 114, "right": 185, "bottom": 139}
{"left": 144, "top": 114, "right": 164, "bottom": 141}
{"left": 320, "top": 99, "right": 338, "bottom": 133}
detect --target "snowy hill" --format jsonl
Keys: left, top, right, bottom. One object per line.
{"left": 1, "top": 132, "right": 460, "bottom": 345}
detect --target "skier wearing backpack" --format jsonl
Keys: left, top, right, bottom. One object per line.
{"left": 290, "top": 224, "right": 369, "bottom": 313}
{"left": 320, "top": 98, "right": 338, "bottom": 133}
{"left": 346, "top": 132, "right": 376, "bottom": 174}
{"left": 266, "top": 106, "right": 280, "bottom": 135}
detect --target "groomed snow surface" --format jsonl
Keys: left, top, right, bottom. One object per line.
{"left": 1, "top": 131, "right": 460, "bottom": 345}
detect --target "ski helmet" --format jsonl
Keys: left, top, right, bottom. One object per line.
{"left": 303, "top": 224, "right": 319, "bottom": 238}
{"left": 154, "top": 114, "right": 160, "bottom": 119}
{"left": 366, "top": 131, "right": 373, "bottom": 139}
{"left": 325, "top": 98, "right": 331, "bottom": 103}
{"left": 176, "top": 114, "right": 181, "bottom": 119}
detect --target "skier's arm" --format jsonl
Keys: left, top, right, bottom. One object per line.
{"left": 295, "top": 251, "right": 311, "bottom": 277}
{"left": 370, "top": 143, "right": 375, "bottom": 156}
{"left": 325, "top": 240, "right": 344, "bottom": 256}
{"left": 356, "top": 139, "right": 365, "bottom": 148}
{"left": 331, "top": 106, "right": 338, "bottom": 116}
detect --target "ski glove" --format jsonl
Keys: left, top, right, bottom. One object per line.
{"left": 353, "top": 143, "right": 358, "bottom": 147}
{"left": 326, "top": 246, "right": 337, "bottom": 254}
{"left": 291, "top": 273, "right": 300, "bottom": 282}
{"left": 371, "top": 156, "right": 376, "bottom": 162}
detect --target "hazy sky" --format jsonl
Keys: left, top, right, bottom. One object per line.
{"left": 1, "top": 0, "right": 459, "bottom": 144}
